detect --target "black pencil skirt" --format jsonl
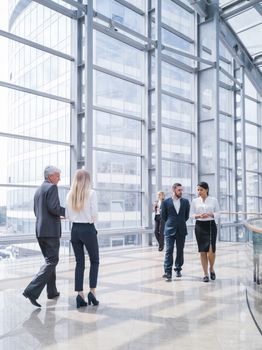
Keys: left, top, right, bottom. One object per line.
{"left": 195, "top": 220, "right": 217, "bottom": 253}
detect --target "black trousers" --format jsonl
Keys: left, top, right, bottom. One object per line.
{"left": 154, "top": 215, "right": 165, "bottom": 248}
{"left": 71, "top": 223, "right": 99, "bottom": 291}
{"left": 24, "top": 237, "right": 60, "bottom": 299}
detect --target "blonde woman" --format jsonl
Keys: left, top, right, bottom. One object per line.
{"left": 153, "top": 191, "right": 165, "bottom": 251}
{"left": 66, "top": 169, "right": 99, "bottom": 308}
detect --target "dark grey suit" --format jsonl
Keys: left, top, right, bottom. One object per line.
{"left": 161, "top": 197, "right": 190, "bottom": 275}
{"left": 24, "top": 180, "right": 65, "bottom": 299}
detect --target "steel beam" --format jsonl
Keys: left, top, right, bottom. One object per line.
{"left": 188, "top": 0, "right": 207, "bottom": 17}
{"left": 32, "top": 0, "right": 77, "bottom": 18}
{"left": 0, "top": 80, "right": 73, "bottom": 104}
{"left": 221, "top": 0, "right": 262, "bottom": 19}
{"left": 0, "top": 30, "right": 74, "bottom": 61}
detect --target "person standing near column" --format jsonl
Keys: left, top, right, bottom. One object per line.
{"left": 153, "top": 191, "right": 165, "bottom": 251}
{"left": 161, "top": 183, "right": 190, "bottom": 281}
{"left": 190, "top": 182, "right": 220, "bottom": 282}
{"left": 23, "top": 166, "right": 65, "bottom": 307}
{"left": 66, "top": 169, "right": 99, "bottom": 308}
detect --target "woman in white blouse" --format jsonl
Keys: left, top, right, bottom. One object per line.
{"left": 190, "top": 182, "right": 220, "bottom": 282}
{"left": 66, "top": 169, "right": 99, "bottom": 307}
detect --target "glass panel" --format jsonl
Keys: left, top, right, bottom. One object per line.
{"left": 220, "top": 141, "right": 232, "bottom": 168}
{"left": 220, "top": 168, "right": 233, "bottom": 195}
{"left": 162, "top": 0, "right": 194, "bottom": 38}
{"left": 245, "top": 123, "right": 258, "bottom": 147}
{"left": 96, "top": 190, "right": 141, "bottom": 229}
{"left": 94, "top": 31, "right": 144, "bottom": 80}
{"left": 220, "top": 114, "right": 233, "bottom": 141}
{"left": 245, "top": 76, "right": 258, "bottom": 99}
{"left": 162, "top": 61, "right": 193, "bottom": 99}
{"left": 219, "top": 87, "right": 232, "bottom": 115}
{"left": 162, "top": 160, "right": 192, "bottom": 196}
{"left": 94, "top": 150, "right": 141, "bottom": 190}
{"left": 94, "top": 110, "right": 141, "bottom": 153}
{"left": 162, "top": 28, "right": 194, "bottom": 67}
{"left": 246, "top": 148, "right": 259, "bottom": 172}
{"left": 2, "top": 89, "right": 70, "bottom": 142}
{"left": 162, "top": 128, "right": 192, "bottom": 162}
{"left": 94, "top": 71, "right": 142, "bottom": 117}
{"left": 246, "top": 172, "right": 259, "bottom": 196}
{"left": 162, "top": 94, "right": 194, "bottom": 130}
{"left": 245, "top": 98, "right": 258, "bottom": 124}
{"left": 94, "top": 0, "right": 144, "bottom": 34}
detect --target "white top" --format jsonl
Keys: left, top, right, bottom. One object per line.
{"left": 173, "top": 197, "right": 181, "bottom": 213}
{"left": 190, "top": 196, "right": 220, "bottom": 223}
{"left": 66, "top": 189, "right": 98, "bottom": 223}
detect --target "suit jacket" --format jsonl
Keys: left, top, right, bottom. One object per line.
{"left": 161, "top": 197, "right": 190, "bottom": 237}
{"left": 34, "top": 180, "right": 65, "bottom": 238}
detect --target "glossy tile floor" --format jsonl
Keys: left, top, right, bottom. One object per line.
{"left": 0, "top": 242, "right": 261, "bottom": 349}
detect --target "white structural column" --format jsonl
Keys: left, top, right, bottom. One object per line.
{"left": 197, "top": 0, "right": 220, "bottom": 199}
{"left": 70, "top": 2, "right": 84, "bottom": 179}
{"left": 84, "top": 0, "right": 93, "bottom": 173}
{"left": 142, "top": 0, "right": 151, "bottom": 232}
{"left": 239, "top": 66, "right": 247, "bottom": 218}
{"left": 155, "top": 0, "right": 162, "bottom": 191}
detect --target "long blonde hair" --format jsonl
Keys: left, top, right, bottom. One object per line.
{"left": 68, "top": 169, "right": 91, "bottom": 211}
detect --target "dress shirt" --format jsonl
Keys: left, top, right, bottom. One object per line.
{"left": 173, "top": 197, "right": 181, "bottom": 213}
{"left": 190, "top": 196, "right": 220, "bottom": 223}
{"left": 66, "top": 189, "right": 98, "bottom": 223}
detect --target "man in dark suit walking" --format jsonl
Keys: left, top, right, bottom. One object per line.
{"left": 23, "top": 166, "right": 65, "bottom": 307}
{"left": 161, "top": 183, "right": 190, "bottom": 281}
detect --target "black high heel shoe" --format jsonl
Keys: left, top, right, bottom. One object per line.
{"left": 88, "top": 292, "right": 99, "bottom": 306}
{"left": 76, "top": 295, "right": 87, "bottom": 308}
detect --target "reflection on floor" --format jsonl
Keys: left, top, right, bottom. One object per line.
{"left": 0, "top": 242, "right": 261, "bottom": 349}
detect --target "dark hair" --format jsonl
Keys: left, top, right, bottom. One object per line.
{"left": 197, "top": 181, "right": 209, "bottom": 195}
{"left": 172, "top": 183, "right": 182, "bottom": 190}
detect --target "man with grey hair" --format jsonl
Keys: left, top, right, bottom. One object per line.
{"left": 23, "top": 166, "right": 65, "bottom": 307}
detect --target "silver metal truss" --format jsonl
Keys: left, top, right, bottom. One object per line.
{"left": 220, "top": 20, "right": 262, "bottom": 95}
{"left": 190, "top": 0, "right": 262, "bottom": 96}
{"left": 221, "top": 0, "right": 262, "bottom": 19}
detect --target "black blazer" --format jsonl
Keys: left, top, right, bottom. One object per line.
{"left": 161, "top": 197, "right": 190, "bottom": 236}
{"left": 34, "top": 180, "right": 65, "bottom": 238}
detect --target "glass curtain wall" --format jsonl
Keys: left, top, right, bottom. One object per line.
{"left": 0, "top": 0, "right": 261, "bottom": 253}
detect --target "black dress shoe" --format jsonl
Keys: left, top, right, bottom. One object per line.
{"left": 47, "top": 292, "right": 60, "bottom": 299}
{"left": 23, "top": 292, "right": 41, "bottom": 308}
{"left": 162, "top": 273, "right": 172, "bottom": 281}
{"left": 76, "top": 295, "right": 87, "bottom": 308}
{"left": 176, "top": 271, "right": 182, "bottom": 278}
{"left": 158, "top": 246, "right": 164, "bottom": 251}
{"left": 203, "top": 276, "right": 209, "bottom": 283}
{"left": 210, "top": 271, "right": 216, "bottom": 280}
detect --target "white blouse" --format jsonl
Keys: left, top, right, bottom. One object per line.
{"left": 66, "top": 189, "right": 98, "bottom": 223}
{"left": 190, "top": 196, "right": 220, "bottom": 223}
